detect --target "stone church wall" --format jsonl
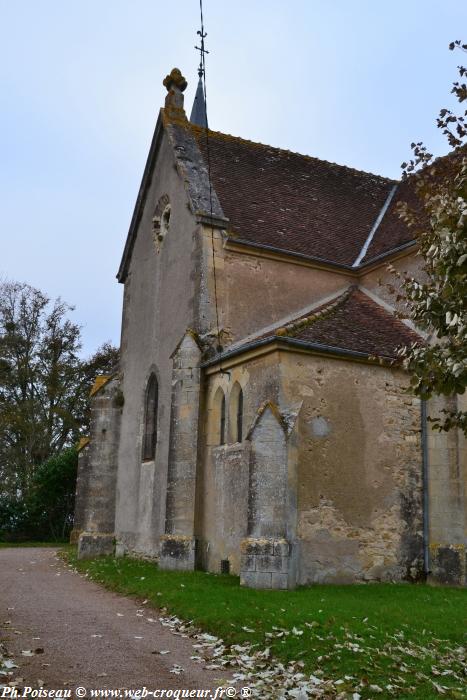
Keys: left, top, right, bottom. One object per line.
{"left": 198, "top": 353, "right": 280, "bottom": 574}
{"left": 202, "top": 350, "right": 424, "bottom": 584}
{"left": 115, "top": 130, "right": 202, "bottom": 557}
{"left": 280, "top": 353, "right": 424, "bottom": 583}
{"left": 360, "top": 249, "right": 421, "bottom": 312}
{"left": 202, "top": 229, "right": 354, "bottom": 347}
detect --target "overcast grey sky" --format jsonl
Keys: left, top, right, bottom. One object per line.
{"left": 1, "top": 1, "right": 465, "bottom": 355}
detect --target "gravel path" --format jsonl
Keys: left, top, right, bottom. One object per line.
{"left": 0, "top": 547, "right": 229, "bottom": 696}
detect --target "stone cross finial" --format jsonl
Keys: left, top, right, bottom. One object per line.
{"left": 163, "top": 68, "right": 188, "bottom": 92}
{"left": 163, "top": 68, "right": 188, "bottom": 122}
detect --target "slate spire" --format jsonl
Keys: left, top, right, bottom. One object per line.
{"left": 190, "top": 72, "right": 207, "bottom": 128}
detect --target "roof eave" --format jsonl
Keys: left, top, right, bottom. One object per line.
{"left": 224, "top": 236, "right": 417, "bottom": 275}
{"left": 202, "top": 335, "right": 397, "bottom": 371}
{"left": 117, "top": 110, "right": 165, "bottom": 283}
{"left": 225, "top": 237, "right": 357, "bottom": 273}
{"left": 358, "top": 239, "right": 417, "bottom": 269}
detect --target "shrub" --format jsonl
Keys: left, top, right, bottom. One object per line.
{"left": 0, "top": 448, "right": 78, "bottom": 542}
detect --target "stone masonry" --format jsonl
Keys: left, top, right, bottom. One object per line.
{"left": 159, "top": 332, "right": 202, "bottom": 571}
{"left": 240, "top": 404, "right": 294, "bottom": 589}
{"left": 77, "top": 375, "right": 122, "bottom": 559}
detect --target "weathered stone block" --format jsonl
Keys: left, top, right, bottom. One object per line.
{"left": 255, "top": 554, "right": 289, "bottom": 573}
{"left": 115, "top": 542, "right": 127, "bottom": 558}
{"left": 430, "top": 544, "right": 466, "bottom": 586}
{"left": 240, "top": 537, "right": 294, "bottom": 588}
{"left": 69, "top": 529, "right": 82, "bottom": 545}
{"left": 240, "top": 571, "right": 272, "bottom": 589}
{"left": 77, "top": 532, "right": 115, "bottom": 559}
{"left": 240, "top": 538, "right": 274, "bottom": 556}
{"left": 240, "top": 554, "right": 256, "bottom": 572}
{"left": 159, "top": 535, "right": 196, "bottom": 571}
{"left": 273, "top": 539, "right": 290, "bottom": 556}
{"left": 271, "top": 572, "right": 289, "bottom": 590}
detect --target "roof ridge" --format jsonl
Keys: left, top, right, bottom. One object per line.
{"left": 275, "top": 286, "right": 356, "bottom": 338}
{"left": 353, "top": 184, "right": 399, "bottom": 267}
{"left": 203, "top": 285, "right": 423, "bottom": 368}
{"left": 189, "top": 123, "right": 397, "bottom": 183}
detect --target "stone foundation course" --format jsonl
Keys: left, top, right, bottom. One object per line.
{"left": 240, "top": 537, "right": 293, "bottom": 589}
{"left": 159, "top": 535, "right": 196, "bottom": 571}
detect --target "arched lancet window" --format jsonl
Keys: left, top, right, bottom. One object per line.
{"left": 237, "top": 387, "right": 244, "bottom": 442}
{"left": 229, "top": 382, "right": 244, "bottom": 443}
{"left": 211, "top": 386, "right": 227, "bottom": 447}
{"left": 220, "top": 393, "right": 226, "bottom": 446}
{"left": 142, "top": 374, "right": 158, "bottom": 461}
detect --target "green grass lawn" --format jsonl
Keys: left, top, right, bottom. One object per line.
{"left": 62, "top": 548, "right": 466, "bottom": 699}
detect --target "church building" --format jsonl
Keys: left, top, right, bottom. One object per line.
{"left": 72, "top": 68, "right": 466, "bottom": 588}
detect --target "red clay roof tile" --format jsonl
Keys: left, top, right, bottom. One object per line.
{"left": 256, "top": 288, "right": 422, "bottom": 359}
{"left": 192, "top": 127, "right": 413, "bottom": 267}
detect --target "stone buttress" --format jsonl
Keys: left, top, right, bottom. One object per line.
{"left": 159, "top": 332, "right": 202, "bottom": 570}
{"left": 240, "top": 402, "right": 298, "bottom": 589}
{"left": 427, "top": 395, "right": 467, "bottom": 586}
{"left": 76, "top": 374, "right": 122, "bottom": 558}
{"left": 70, "top": 437, "right": 91, "bottom": 544}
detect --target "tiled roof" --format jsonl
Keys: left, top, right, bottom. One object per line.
{"left": 362, "top": 146, "right": 466, "bottom": 263}
{"left": 252, "top": 288, "right": 422, "bottom": 360}
{"left": 192, "top": 127, "right": 414, "bottom": 267}
{"left": 361, "top": 178, "right": 418, "bottom": 263}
